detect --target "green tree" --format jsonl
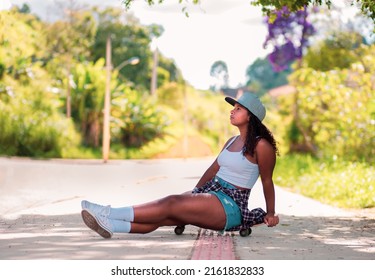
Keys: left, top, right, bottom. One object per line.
{"left": 91, "top": 8, "right": 148, "bottom": 89}
{"left": 245, "top": 57, "right": 291, "bottom": 95}
{"left": 90, "top": 7, "right": 179, "bottom": 92}
{"left": 210, "top": 60, "right": 229, "bottom": 91}
{"left": 17, "top": 3, "right": 31, "bottom": 14}
{"left": 157, "top": 53, "right": 183, "bottom": 85}
{"left": 45, "top": 5, "right": 97, "bottom": 117}
{"left": 304, "top": 31, "right": 368, "bottom": 71}
{"left": 46, "top": 8, "right": 96, "bottom": 61}
{"left": 0, "top": 9, "right": 48, "bottom": 74}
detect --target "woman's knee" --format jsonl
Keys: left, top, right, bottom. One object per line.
{"left": 160, "top": 194, "right": 196, "bottom": 219}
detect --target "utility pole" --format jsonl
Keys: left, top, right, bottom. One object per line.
{"left": 101, "top": 35, "right": 139, "bottom": 163}
{"left": 150, "top": 46, "right": 158, "bottom": 96}
{"left": 102, "top": 36, "right": 112, "bottom": 163}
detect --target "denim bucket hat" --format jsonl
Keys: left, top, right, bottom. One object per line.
{"left": 225, "top": 92, "right": 266, "bottom": 121}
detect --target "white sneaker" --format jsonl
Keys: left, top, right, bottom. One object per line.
{"left": 81, "top": 208, "right": 114, "bottom": 239}
{"left": 81, "top": 200, "right": 110, "bottom": 216}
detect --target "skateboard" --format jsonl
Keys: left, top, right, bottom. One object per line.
{"left": 174, "top": 225, "right": 259, "bottom": 237}
{"left": 174, "top": 207, "right": 266, "bottom": 237}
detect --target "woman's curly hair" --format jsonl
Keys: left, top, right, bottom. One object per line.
{"left": 243, "top": 111, "right": 279, "bottom": 157}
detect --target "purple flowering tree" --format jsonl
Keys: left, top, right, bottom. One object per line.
{"left": 264, "top": 6, "right": 318, "bottom": 154}
{"left": 263, "top": 6, "right": 316, "bottom": 72}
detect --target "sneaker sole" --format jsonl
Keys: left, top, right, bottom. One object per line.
{"left": 81, "top": 209, "right": 113, "bottom": 239}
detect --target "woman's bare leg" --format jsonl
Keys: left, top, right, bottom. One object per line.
{"left": 129, "top": 193, "right": 226, "bottom": 233}
{"left": 129, "top": 218, "right": 182, "bottom": 234}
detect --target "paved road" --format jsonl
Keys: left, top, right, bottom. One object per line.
{"left": 0, "top": 157, "right": 374, "bottom": 260}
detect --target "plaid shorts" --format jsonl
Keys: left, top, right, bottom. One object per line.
{"left": 192, "top": 177, "right": 266, "bottom": 231}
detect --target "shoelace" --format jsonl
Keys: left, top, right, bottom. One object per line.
{"left": 97, "top": 205, "right": 111, "bottom": 218}
{"left": 97, "top": 206, "right": 113, "bottom": 230}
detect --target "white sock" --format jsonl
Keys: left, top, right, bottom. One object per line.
{"left": 112, "top": 220, "right": 131, "bottom": 233}
{"left": 108, "top": 206, "right": 134, "bottom": 222}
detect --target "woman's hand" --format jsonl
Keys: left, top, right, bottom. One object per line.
{"left": 264, "top": 213, "right": 279, "bottom": 227}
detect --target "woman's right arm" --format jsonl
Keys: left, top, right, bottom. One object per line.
{"left": 194, "top": 159, "right": 220, "bottom": 189}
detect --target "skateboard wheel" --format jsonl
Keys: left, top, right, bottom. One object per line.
{"left": 239, "top": 228, "right": 252, "bottom": 237}
{"left": 174, "top": 226, "right": 185, "bottom": 235}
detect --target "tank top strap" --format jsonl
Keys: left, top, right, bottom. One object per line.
{"left": 225, "top": 136, "right": 239, "bottom": 149}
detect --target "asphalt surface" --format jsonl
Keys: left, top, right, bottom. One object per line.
{"left": 0, "top": 157, "right": 374, "bottom": 260}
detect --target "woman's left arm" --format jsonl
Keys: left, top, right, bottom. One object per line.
{"left": 255, "top": 139, "right": 279, "bottom": 227}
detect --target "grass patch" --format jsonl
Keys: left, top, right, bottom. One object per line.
{"left": 274, "top": 154, "right": 375, "bottom": 209}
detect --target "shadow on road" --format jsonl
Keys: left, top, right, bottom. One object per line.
{"left": 235, "top": 214, "right": 375, "bottom": 260}
{"left": 0, "top": 213, "right": 199, "bottom": 260}
{"left": 1, "top": 213, "right": 374, "bottom": 260}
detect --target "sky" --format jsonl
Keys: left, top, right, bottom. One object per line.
{"left": 1, "top": 0, "right": 270, "bottom": 90}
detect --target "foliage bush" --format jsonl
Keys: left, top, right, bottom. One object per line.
{"left": 270, "top": 43, "right": 375, "bottom": 164}
{"left": 70, "top": 60, "right": 106, "bottom": 147}
{"left": 111, "top": 87, "right": 168, "bottom": 148}
{"left": 0, "top": 10, "right": 81, "bottom": 157}
{"left": 157, "top": 82, "right": 185, "bottom": 109}
{"left": 274, "top": 154, "right": 375, "bottom": 209}
{"left": 0, "top": 86, "right": 81, "bottom": 157}
{"left": 287, "top": 64, "right": 374, "bottom": 162}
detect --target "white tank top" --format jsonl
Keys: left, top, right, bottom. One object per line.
{"left": 216, "top": 136, "right": 259, "bottom": 189}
